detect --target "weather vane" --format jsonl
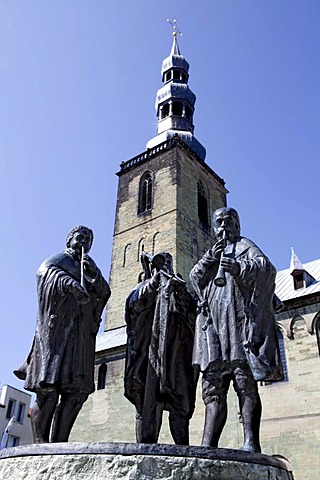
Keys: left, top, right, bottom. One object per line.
{"left": 166, "top": 18, "right": 183, "bottom": 38}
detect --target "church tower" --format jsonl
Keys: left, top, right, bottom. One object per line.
{"left": 71, "top": 30, "right": 227, "bottom": 443}
{"left": 105, "top": 32, "right": 227, "bottom": 331}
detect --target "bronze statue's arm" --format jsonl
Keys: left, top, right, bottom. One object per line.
{"left": 190, "top": 248, "right": 219, "bottom": 292}
{"left": 129, "top": 272, "right": 160, "bottom": 313}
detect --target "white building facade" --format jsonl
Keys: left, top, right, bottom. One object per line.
{"left": 0, "top": 385, "right": 33, "bottom": 447}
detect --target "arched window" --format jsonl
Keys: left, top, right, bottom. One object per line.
{"left": 123, "top": 243, "right": 131, "bottom": 267}
{"left": 197, "top": 180, "right": 209, "bottom": 231}
{"left": 137, "top": 237, "right": 145, "bottom": 261}
{"left": 152, "top": 232, "right": 160, "bottom": 255}
{"left": 192, "top": 239, "right": 199, "bottom": 263}
{"left": 138, "top": 172, "right": 153, "bottom": 214}
{"left": 97, "top": 363, "right": 107, "bottom": 390}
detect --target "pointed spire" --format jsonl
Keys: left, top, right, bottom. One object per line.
{"left": 290, "top": 247, "right": 304, "bottom": 274}
{"left": 146, "top": 22, "right": 206, "bottom": 161}
{"left": 171, "top": 35, "right": 181, "bottom": 56}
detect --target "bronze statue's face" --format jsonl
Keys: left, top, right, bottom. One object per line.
{"left": 69, "top": 228, "right": 92, "bottom": 255}
{"left": 162, "top": 254, "right": 174, "bottom": 275}
{"left": 213, "top": 208, "right": 240, "bottom": 242}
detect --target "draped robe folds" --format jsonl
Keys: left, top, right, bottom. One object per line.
{"left": 124, "top": 273, "right": 198, "bottom": 419}
{"left": 190, "top": 236, "right": 283, "bottom": 382}
{"left": 17, "top": 249, "right": 110, "bottom": 394}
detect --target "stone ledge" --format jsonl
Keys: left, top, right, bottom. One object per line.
{"left": 0, "top": 442, "right": 294, "bottom": 480}
{"left": 0, "top": 442, "right": 289, "bottom": 468}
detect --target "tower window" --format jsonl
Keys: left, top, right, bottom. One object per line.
{"left": 172, "top": 101, "right": 183, "bottom": 116}
{"left": 138, "top": 172, "right": 153, "bottom": 214}
{"left": 181, "top": 72, "right": 187, "bottom": 82}
{"left": 161, "top": 103, "right": 170, "bottom": 119}
{"left": 197, "top": 181, "right": 209, "bottom": 231}
{"left": 165, "top": 71, "right": 172, "bottom": 82}
{"left": 185, "top": 105, "right": 192, "bottom": 121}
{"left": 97, "top": 363, "right": 107, "bottom": 390}
{"left": 173, "top": 69, "right": 180, "bottom": 80}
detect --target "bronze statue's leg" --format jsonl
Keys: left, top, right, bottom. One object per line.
{"left": 233, "top": 367, "right": 261, "bottom": 453}
{"left": 135, "top": 412, "right": 142, "bottom": 443}
{"left": 140, "top": 367, "right": 163, "bottom": 443}
{"left": 141, "top": 400, "right": 163, "bottom": 443}
{"left": 201, "top": 372, "right": 229, "bottom": 447}
{"left": 239, "top": 393, "right": 261, "bottom": 453}
{"left": 32, "top": 390, "right": 58, "bottom": 443}
{"left": 201, "top": 396, "right": 228, "bottom": 447}
{"left": 51, "top": 392, "right": 88, "bottom": 442}
{"left": 168, "top": 412, "right": 189, "bottom": 446}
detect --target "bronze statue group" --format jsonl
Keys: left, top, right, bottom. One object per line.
{"left": 14, "top": 207, "right": 283, "bottom": 453}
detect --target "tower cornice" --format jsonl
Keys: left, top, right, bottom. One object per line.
{"left": 117, "top": 136, "right": 226, "bottom": 188}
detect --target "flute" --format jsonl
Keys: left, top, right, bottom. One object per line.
{"left": 214, "top": 230, "right": 227, "bottom": 287}
{"left": 80, "top": 246, "right": 86, "bottom": 289}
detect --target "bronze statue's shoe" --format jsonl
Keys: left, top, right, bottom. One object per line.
{"left": 241, "top": 443, "right": 261, "bottom": 454}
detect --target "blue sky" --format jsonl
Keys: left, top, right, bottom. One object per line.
{"left": 1, "top": 1, "right": 319, "bottom": 391}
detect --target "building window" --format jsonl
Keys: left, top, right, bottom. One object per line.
{"left": 97, "top": 363, "right": 107, "bottom": 390}
{"left": 277, "top": 330, "right": 289, "bottom": 382}
{"left": 6, "top": 399, "right": 16, "bottom": 419}
{"left": 293, "top": 272, "right": 304, "bottom": 290}
{"left": 16, "top": 403, "right": 26, "bottom": 424}
{"left": 260, "top": 330, "right": 289, "bottom": 386}
{"left": 197, "top": 181, "right": 209, "bottom": 231}
{"left": 138, "top": 172, "right": 153, "bottom": 214}
{"left": 315, "top": 315, "right": 320, "bottom": 357}
{"left": 8, "top": 436, "right": 20, "bottom": 447}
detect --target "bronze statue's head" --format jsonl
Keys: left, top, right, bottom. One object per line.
{"left": 66, "top": 226, "right": 94, "bottom": 253}
{"left": 152, "top": 252, "right": 174, "bottom": 275}
{"left": 213, "top": 207, "right": 240, "bottom": 242}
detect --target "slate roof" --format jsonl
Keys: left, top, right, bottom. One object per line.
{"left": 96, "top": 259, "right": 320, "bottom": 354}
{"left": 96, "top": 326, "right": 127, "bottom": 353}
{"left": 275, "top": 258, "right": 320, "bottom": 302}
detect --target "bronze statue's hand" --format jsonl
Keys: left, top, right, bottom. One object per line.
{"left": 70, "top": 282, "right": 90, "bottom": 304}
{"left": 220, "top": 257, "right": 240, "bottom": 276}
{"left": 211, "top": 238, "right": 226, "bottom": 261}
{"left": 83, "top": 255, "right": 98, "bottom": 279}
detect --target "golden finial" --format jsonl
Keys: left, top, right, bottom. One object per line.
{"left": 166, "top": 18, "right": 183, "bottom": 38}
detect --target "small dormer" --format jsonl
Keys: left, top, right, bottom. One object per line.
{"left": 290, "top": 247, "right": 315, "bottom": 290}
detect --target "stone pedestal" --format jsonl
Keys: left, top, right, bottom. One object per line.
{"left": 0, "top": 442, "right": 294, "bottom": 479}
